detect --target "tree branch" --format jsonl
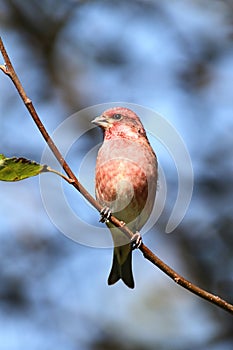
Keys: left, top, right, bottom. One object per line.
{"left": 1, "top": 37, "right": 233, "bottom": 315}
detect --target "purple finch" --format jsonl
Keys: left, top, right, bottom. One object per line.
{"left": 92, "top": 107, "right": 157, "bottom": 288}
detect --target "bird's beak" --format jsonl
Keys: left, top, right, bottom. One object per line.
{"left": 91, "top": 115, "right": 109, "bottom": 128}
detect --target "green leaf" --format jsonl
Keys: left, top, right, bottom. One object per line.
{"left": 0, "top": 154, "right": 48, "bottom": 181}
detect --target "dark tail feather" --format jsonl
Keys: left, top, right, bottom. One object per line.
{"left": 108, "top": 247, "right": 134, "bottom": 289}
{"left": 108, "top": 252, "right": 121, "bottom": 286}
{"left": 121, "top": 250, "right": 134, "bottom": 288}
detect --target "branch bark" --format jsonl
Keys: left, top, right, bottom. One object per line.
{"left": 1, "top": 37, "right": 233, "bottom": 315}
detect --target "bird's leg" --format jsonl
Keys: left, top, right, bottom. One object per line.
{"left": 99, "top": 206, "right": 112, "bottom": 223}
{"left": 131, "top": 231, "right": 142, "bottom": 250}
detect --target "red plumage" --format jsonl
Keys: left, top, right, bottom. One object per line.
{"left": 92, "top": 107, "right": 157, "bottom": 288}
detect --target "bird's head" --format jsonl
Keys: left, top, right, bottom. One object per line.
{"left": 92, "top": 107, "right": 146, "bottom": 139}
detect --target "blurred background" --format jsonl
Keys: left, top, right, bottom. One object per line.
{"left": 1, "top": 0, "right": 233, "bottom": 349}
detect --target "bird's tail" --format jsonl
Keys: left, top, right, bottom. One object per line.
{"left": 108, "top": 244, "right": 134, "bottom": 289}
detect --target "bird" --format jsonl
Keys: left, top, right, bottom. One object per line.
{"left": 92, "top": 107, "right": 157, "bottom": 288}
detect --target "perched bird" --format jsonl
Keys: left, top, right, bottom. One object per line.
{"left": 92, "top": 107, "right": 157, "bottom": 288}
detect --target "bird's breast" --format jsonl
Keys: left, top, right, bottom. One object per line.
{"left": 95, "top": 138, "right": 157, "bottom": 228}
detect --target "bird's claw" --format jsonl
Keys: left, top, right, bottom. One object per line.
{"left": 99, "top": 206, "right": 112, "bottom": 223}
{"left": 131, "top": 231, "right": 142, "bottom": 250}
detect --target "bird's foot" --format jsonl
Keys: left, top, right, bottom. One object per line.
{"left": 99, "top": 206, "right": 111, "bottom": 223}
{"left": 131, "top": 231, "right": 142, "bottom": 250}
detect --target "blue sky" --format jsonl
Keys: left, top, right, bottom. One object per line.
{"left": 1, "top": 1, "right": 233, "bottom": 349}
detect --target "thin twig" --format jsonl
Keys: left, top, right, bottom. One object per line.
{"left": 1, "top": 37, "right": 233, "bottom": 315}
{"left": 140, "top": 244, "right": 233, "bottom": 313}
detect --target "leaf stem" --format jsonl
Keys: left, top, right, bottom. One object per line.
{"left": 44, "top": 166, "right": 75, "bottom": 184}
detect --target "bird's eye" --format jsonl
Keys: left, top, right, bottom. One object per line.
{"left": 113, "top": 114, "right": 122, "bottom": 120}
